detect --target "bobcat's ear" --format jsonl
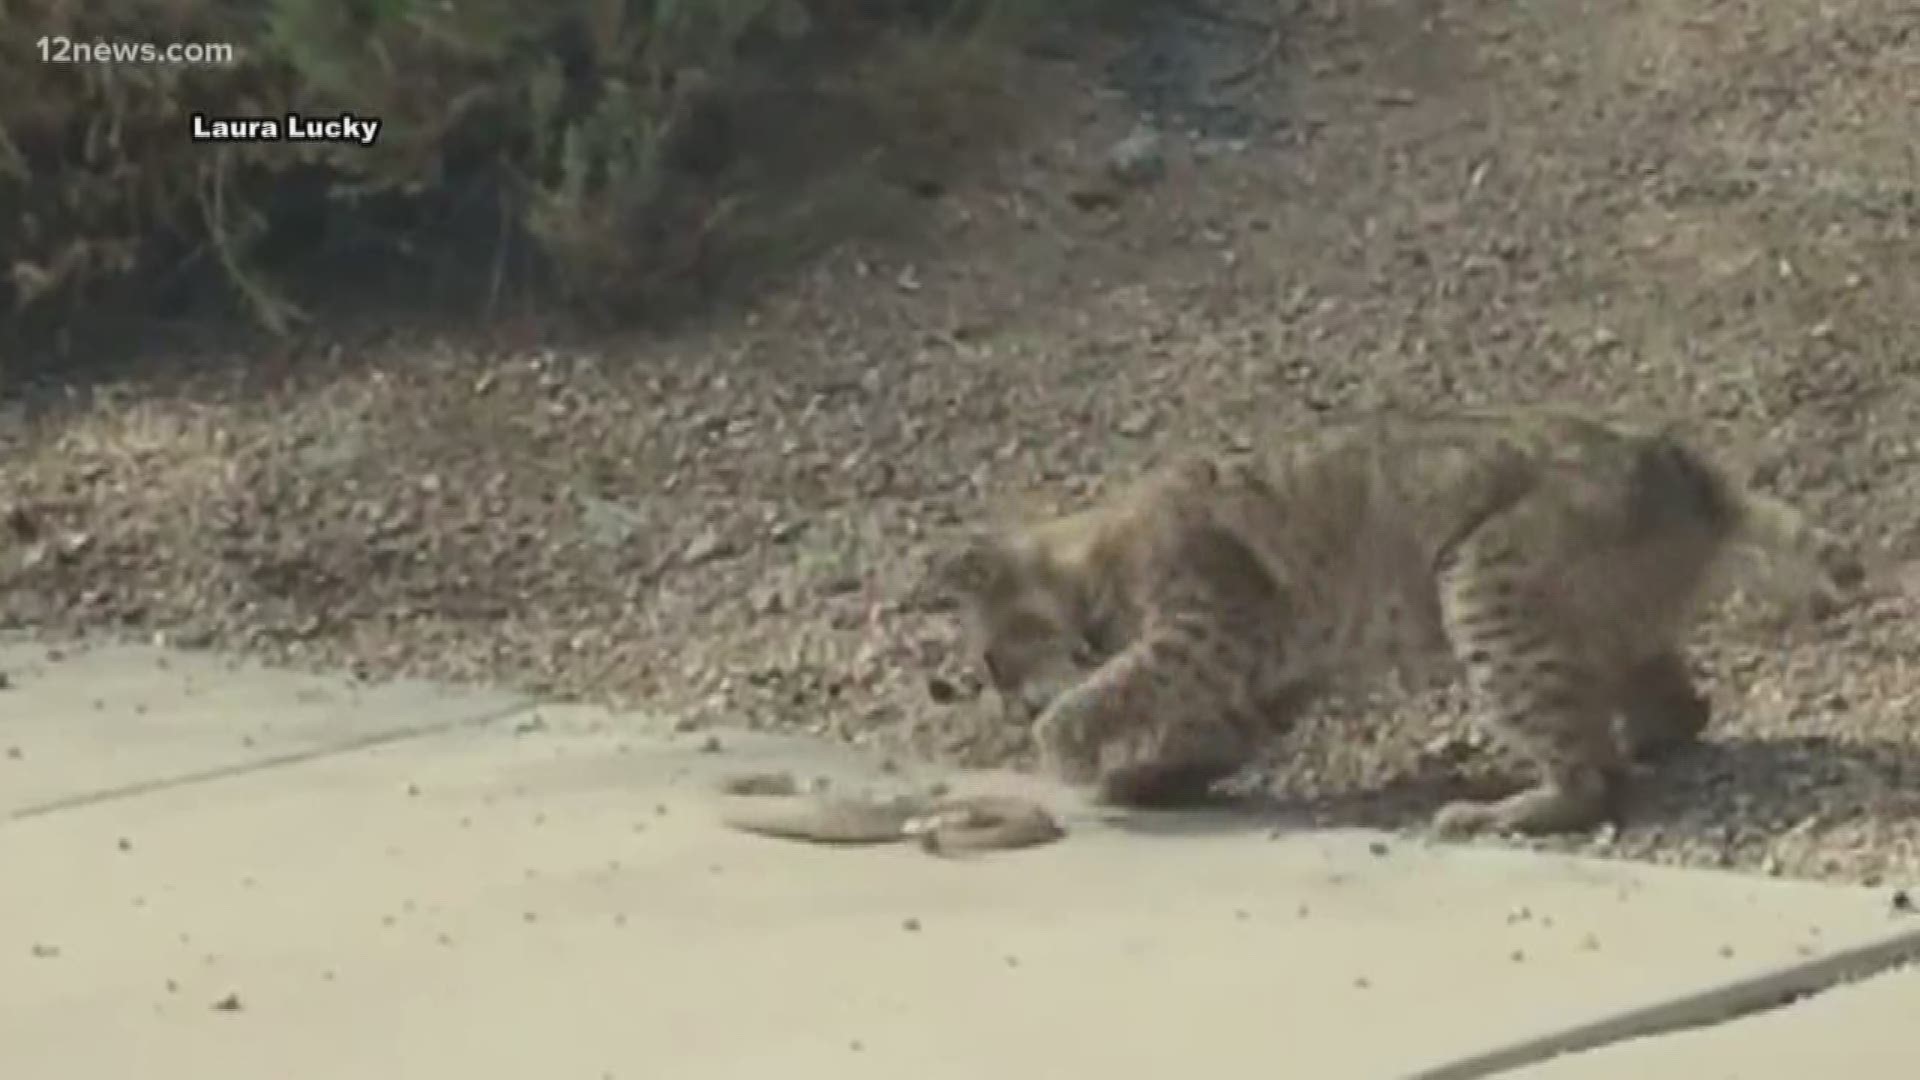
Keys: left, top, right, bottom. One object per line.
{"left": 920, "top": 531, "right": 1018, "bottom": 606}
{"left": 1165, "top": 455, "right": 1221, "bottom": 488}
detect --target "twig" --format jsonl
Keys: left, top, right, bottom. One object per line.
{"left": 1167, "top": 0, "right": 1281, "bottom": 33}
{"left": 1213, "top": 26, "right": 1286, "bottom": 89}
{"left": 486, "top": 188, "right": 512, "bottom": 320}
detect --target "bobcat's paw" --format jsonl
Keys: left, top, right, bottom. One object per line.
{"left": 1033, "top": 707, "right": 1103, "bottom": 785}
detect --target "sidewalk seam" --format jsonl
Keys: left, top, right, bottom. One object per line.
{"left": 1398, "top": 919, "right": 1920, "bottom": 1079}
{"left": 3, "top": 698, "right": 541, "bottom": 825}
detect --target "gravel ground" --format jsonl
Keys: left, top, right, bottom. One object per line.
{"left": 3, "top": 0, "right": 1918, "bottom": 883}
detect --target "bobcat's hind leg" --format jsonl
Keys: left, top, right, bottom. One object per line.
{"left": 1431, "top": 512, "right": 1627, "bottom": 838}
{"left": 1612, "top": 648, "right": 1711, "bottom": 764}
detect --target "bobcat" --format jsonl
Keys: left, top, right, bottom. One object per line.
{"left": 931, "top": 408, "right": 1867, "bottom": 837}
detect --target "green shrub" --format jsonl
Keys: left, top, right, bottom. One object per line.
{"left": 0, "top": 0, "right": 1105, "bottom": 345}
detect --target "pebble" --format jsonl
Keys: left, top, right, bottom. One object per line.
{"left": 1104, "top": 125, "right": 1166, "bottom": 186}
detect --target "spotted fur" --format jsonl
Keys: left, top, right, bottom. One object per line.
{"left": 934, "top": 408, "right": 1864, "bottom": 836}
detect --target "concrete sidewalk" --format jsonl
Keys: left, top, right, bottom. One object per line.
{"left": 3, "top": 636, "right": 1915, "bottom": 1079}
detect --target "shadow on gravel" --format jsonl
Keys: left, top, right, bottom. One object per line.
{"left": 1100, "top": 735, "right": 1920, "bottom": 855}
{"left": 1625, "top": 735, "right": 1920, "bottom": 836}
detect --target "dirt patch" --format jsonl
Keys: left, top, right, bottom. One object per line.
{"left": 5, "top": 0, "right": 1919, "bottom": 884}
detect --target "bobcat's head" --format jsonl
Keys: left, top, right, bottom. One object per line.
{"left": 926, "top": 530, "right": 1103, "bottom": 723}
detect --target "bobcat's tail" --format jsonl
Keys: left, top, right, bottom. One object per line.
{"left": 1642, "top": 431, "right": 1869, "bottom": 611}
{"left": 1722, "top": 487, "right": 1868, "bottom": 609}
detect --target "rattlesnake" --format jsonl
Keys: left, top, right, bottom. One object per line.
{"left": 714, "top": 771, "right": 1065, "bottom": 854}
